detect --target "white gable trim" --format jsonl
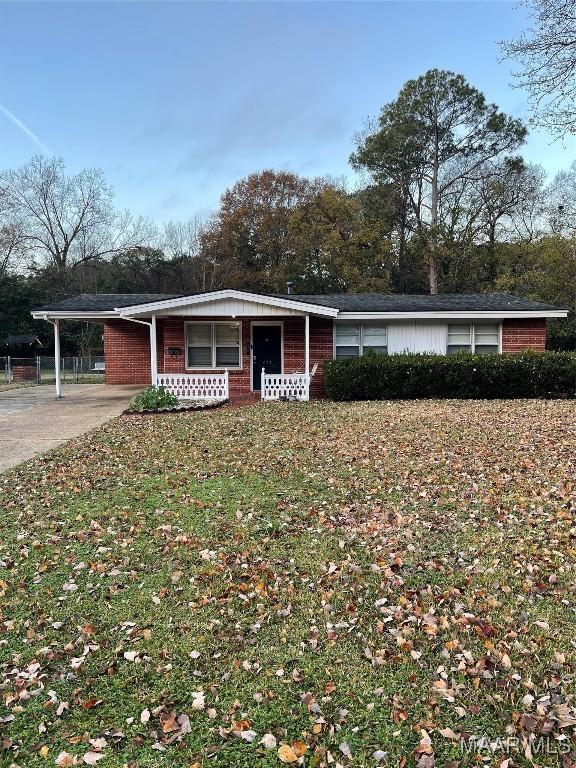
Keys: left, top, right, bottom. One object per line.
{"left": 116, "top": 290, "right": 339, "bottom": 318}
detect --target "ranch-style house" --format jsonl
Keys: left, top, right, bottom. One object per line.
{"left": 32, "top": 290, "right": 568, "bottom": 400}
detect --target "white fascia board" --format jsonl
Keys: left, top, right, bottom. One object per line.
{"left": 115, "top": 289, "right": 339, "bottom": 317}
{"left": 31, "top": 311, "right": 118, "bottom": 321}
{"left": 337, "top": 310, "right": 568, "bottom": 320}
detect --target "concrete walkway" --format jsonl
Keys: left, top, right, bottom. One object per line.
{"left": 0, "top": 384, "right": 142, "bottom": 473}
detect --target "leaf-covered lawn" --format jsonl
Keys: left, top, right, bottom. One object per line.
{"left": 1, "top": 400, "right": 575, "bottom": 768}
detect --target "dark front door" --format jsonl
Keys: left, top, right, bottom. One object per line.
{"left": 252, "top": 325, "right": 282, "bottom": 389}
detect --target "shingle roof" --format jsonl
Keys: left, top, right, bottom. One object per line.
{"left": 3, "top": 334, "right": 43, "bottom": 346}
{"left": 33, "top": 294, "right": 184, "bottom": 312}
{"left": 283, "top": 293, "right": 565, "bottom": 312}
{"left": 33, "top": 291, "right": 566, "bottom": 314}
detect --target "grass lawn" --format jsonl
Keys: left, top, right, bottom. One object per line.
{"left": 1, "top": 400, "right": 575, "bottom": 768}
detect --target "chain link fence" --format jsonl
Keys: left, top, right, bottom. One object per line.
{"left": 0, "top": 356, "right": 105, "bottom": 388}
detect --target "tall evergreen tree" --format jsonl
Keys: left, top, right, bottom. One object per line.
{"left": 351, "top": 69, "right": 527, "bottom": 293}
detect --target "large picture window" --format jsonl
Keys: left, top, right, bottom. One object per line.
{"left": 335, "top": 322, "right": 388, "bottom": 359}
{"left": 447, "top": 323, "right": 499, "bottom": 354}
{"left": 185, "top": 322, "right": 241, "bottom": 369}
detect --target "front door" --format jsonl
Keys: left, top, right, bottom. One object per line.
{"left": 252, "top": 325, "right": 282, "bottom": 389}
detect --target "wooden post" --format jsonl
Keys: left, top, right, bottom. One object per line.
{"left": 261, "top": 367, "right": 265, "bottom": 398}
{"left": 150, "top": 315, "right": 158, "bottom": 385}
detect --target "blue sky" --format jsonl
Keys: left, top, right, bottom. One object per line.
{"left": 1, "top": 1, "right": 574, "bottom": 223}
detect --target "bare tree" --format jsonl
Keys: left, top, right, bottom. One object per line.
{"left": 545, "top": 161, "right": 576, "bottom": 235}
{"left": 0, "top": 186, "right": 26, "bottom": 277}
{"left": 502, "top": 0, "right": 576, "bottom": 137}
{"left": 162, "top": 216, "right": 223, "bottom": 292}
{"left": 0, "top": 222, "right": 26, "bottom": 277}
{"left": 475, "top": 159, "right": 546, "bottom": 245}
{"left": 162, "top": 217, "right": 204, "bottom": 261}
{"left": 0, "top": 156, "right": 155, "bottom": 270}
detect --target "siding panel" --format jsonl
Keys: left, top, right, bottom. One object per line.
{"left": 166, "top": 299, "right": 302, "bottom": 317}
{"left": 388, "top": 321, "right": 446, "bottom": 354}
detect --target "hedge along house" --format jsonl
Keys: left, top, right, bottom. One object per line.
{"left": 32, "top": 290, "right": 568, "bottom": 400}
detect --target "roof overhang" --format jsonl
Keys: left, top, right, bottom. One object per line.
{"left": 31, "top": 311, "right": 119, "bottom": 321}
{"left": 338, "top": 310, "right": 568, "bottom": 320}
{"left": 115, "top": 290, "right": 339, "bottom": 318}
{"left": 30, "top": 291, "right": 568, "bottom": 322}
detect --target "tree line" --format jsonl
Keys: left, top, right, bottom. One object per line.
{"left": 1, "top": 67, "right": 575, "bottom": 352}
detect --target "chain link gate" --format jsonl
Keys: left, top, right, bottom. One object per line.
{"left": 0, "top": 356, "right": 105, "bottom": 387}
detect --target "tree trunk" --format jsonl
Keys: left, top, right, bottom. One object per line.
{"left": 429, "top": 132, "right": 440, "bottom": 294}
{"left": 487, "top": 220, "right": 497, "bottom": 282}
{"left": 397, "top": 186, "right": 409, "bottom": 292}
{"left": 428, "top": 259, "right": 438, "bottom": 294}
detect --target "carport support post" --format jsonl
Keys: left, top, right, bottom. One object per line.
{"left": 150, "top": 314, "right": 158, "bottom": 385}
{"left": 53, "top": 319, "right": 62, "bottom": 399}
{"left": 304, "top": 314, "right": 310, "bottom": 376}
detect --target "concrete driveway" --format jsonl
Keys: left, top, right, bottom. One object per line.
{"left": 0, "top": 384, "right": 143, "bottom": 473}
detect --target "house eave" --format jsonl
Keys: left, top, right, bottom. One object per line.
{"left": 31, "top": 311, "right": 119, "bottom": 321}
{"left": 337, "top": 310, "right": 568, "bottom": 320}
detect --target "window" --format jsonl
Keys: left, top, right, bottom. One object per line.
{"left": 335, "top": 322, "right": 388, "bottom": 359}
{"left": 447, "top": 323, "right": 499, "bottom": 355}
{"left": 335, "top": 323, "right": 360, "bottom": 359}
{"left": 215, "top": 323, "right": 241, "bottom": 366}
{"left": 186, "top": 322, "right": 241, "bottom": 369}
{"left": 363, "top": 324, "right": 388, "bottom": 354}
{"left": 474, "top": 324, "right": 499, "bottom": 354}
{"left": 447, "top": 324, "right": 472, "bottom": 354}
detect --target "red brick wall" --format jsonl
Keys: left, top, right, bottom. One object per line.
{"left": 161, "top": 317, "right": 251, "bottom": 394}
{"left": 502, "top": 319, "right": 547, "bottom": 353}
{"left": 103, "top": 316, "right": 335, "bottom": 395}
{"left": 12, "top": 365, "right": 37, "bottom": 382}
{"left": 103, "top": 320, "right": 152, "bottom": 385}
{"left": 159, "top": 316, "right": 333, "bottom": 396}
{"left": 103, "top": 317, "right": 550, "bottom": 390}
{"left": 310, "top": 318, "right": 334, "bottom": 396}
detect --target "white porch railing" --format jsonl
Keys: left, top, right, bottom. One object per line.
{"left": 155, "top": 372, "right": 229, "bottom": 400}
{"left": 261, "top": 369, "right": 310, "bottom": 401}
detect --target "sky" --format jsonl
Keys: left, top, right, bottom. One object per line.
{"left": 0, "top": 0, "right": 575, "bottom": 223}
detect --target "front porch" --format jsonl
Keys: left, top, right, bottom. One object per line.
{"left": 36, "top": 290, "right": 339, "bottom": 401}
{"left": 152, "top": 314, "right": 318, "bottom": 401}
{"left": 99, "top": 292, "right": 337, "bottom": 402}
{"left": 155, "top": 368, "right": 315, "bottom": 402}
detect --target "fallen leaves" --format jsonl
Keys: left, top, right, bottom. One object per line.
{"left": 55, "top": 753, "right": 76, "bottom": 767}
{"left": 277, "top": 740, "right": 308, "bottom": 763}
{"left": 260, "top": 733, "right": 277, "bottom": 749}
{"left": 191, "top": 690, "right": 205, "bottom": 710}
{"left": 0, "top": 400, "right": 575, "bottom": 766}
{"left": 81, "top": 751, "right": 105, "bottom": 765}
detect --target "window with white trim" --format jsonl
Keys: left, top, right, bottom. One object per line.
{"left": 335, "top": 322, "right": 387, "bottom": 359}
{"left": 362, "top": 323, "right": 388, "bottom": 354}
{"left": 186, "top": 322, "right": 241, "bottom": 369}
{"left": 447, "top": 323, "right": 499, "bottom": 355}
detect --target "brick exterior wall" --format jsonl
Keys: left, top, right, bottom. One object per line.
{"left": 157, "top": 316, "right": 335, "bottom": 396}
{"left": 103, "top": 319, "right": 152, "bottom": 385}
{"left": 160, "top": 316, "right": 252, "bottom": 395}
{"left": 103, "top": 316, "right": 335, "bottom": 395}
{"left": 501, "top": 318, "right": 547, "bottom": 353}
{"left": 309, "top": 318, "right": 334, "bottom": 396}
{"left": 103, "top": 316, "right": 549, "bottom": 392}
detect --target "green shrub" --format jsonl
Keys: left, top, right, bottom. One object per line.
{"left": 323, "top": 351, "right": 576, "bottom": 401}
{"left": 129, "top": 385, "right": 179, "bottom": 411}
